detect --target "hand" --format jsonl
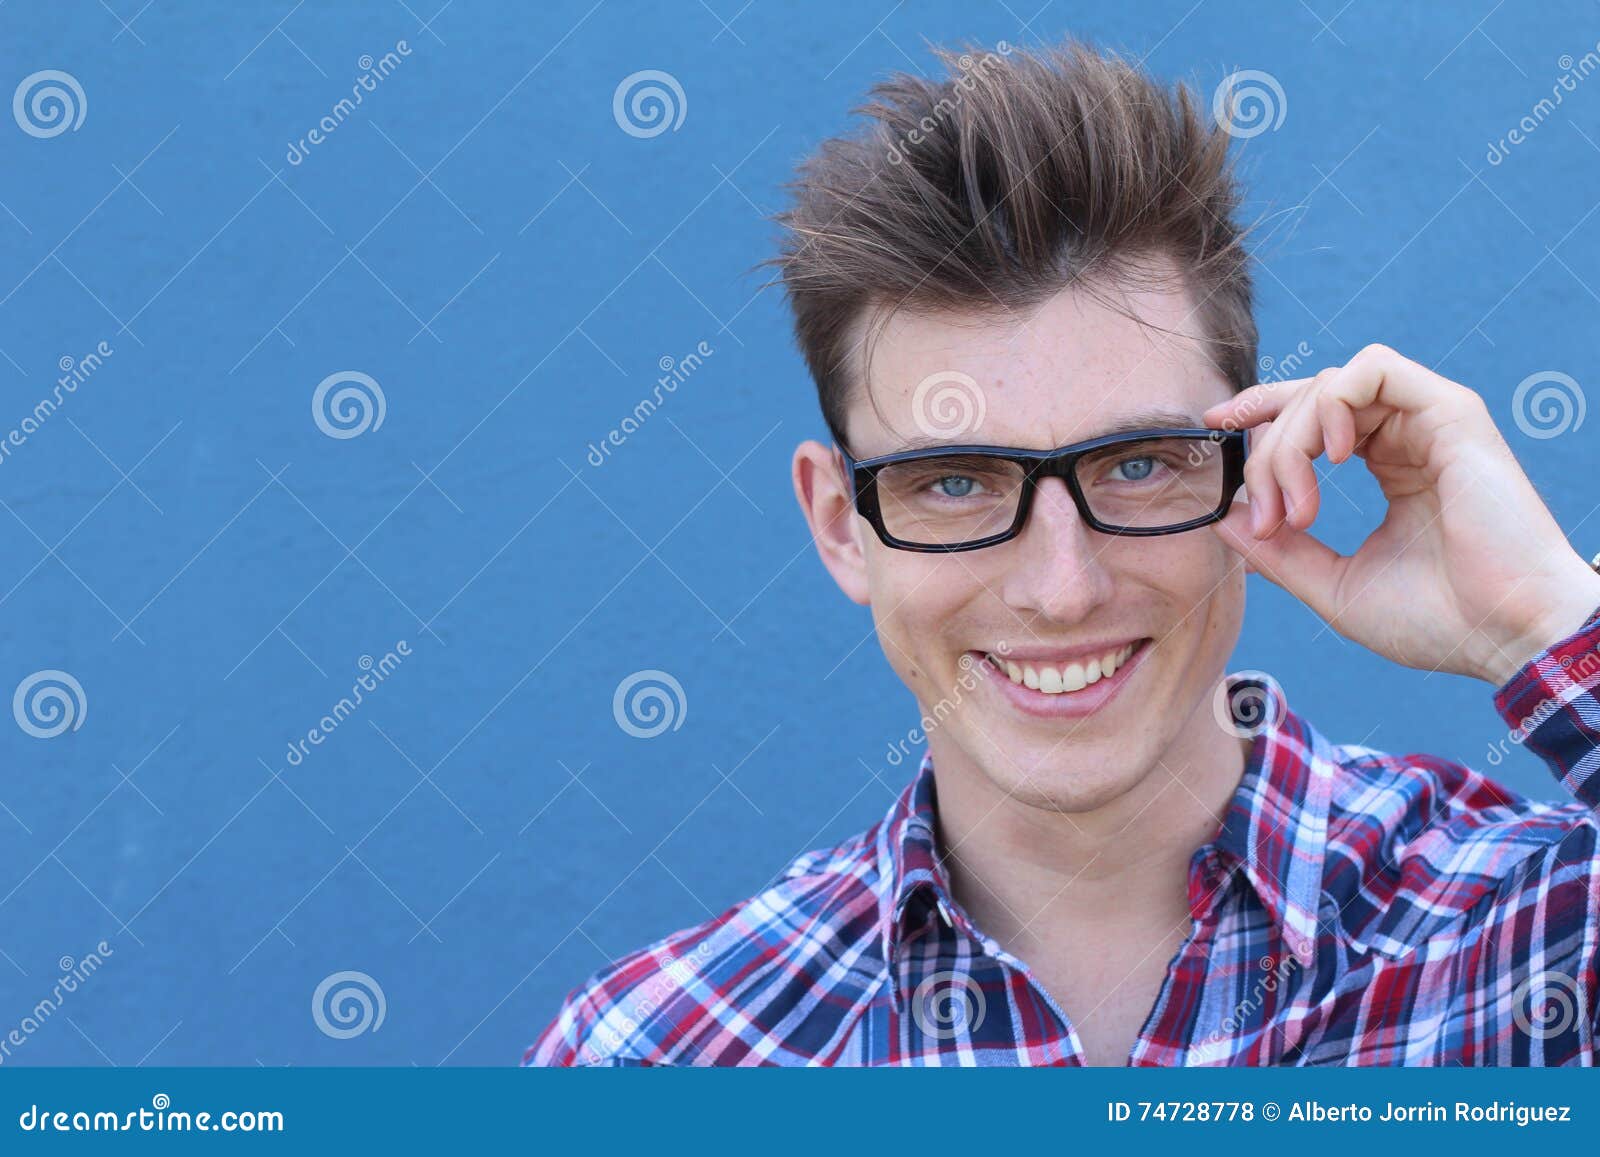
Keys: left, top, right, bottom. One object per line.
{"left": 1202, "top": 344, "right": 1600, "bottom": 687}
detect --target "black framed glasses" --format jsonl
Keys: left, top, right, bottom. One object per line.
{"left": 838, "top": 427, "right": 1248, "bottom": 553}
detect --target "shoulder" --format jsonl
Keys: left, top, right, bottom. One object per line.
{"left": 1322, "top": 741, "right": 1598, "bottom": 951}
{"left": 521, "top": 825, "right": 886, "bottom": 1067}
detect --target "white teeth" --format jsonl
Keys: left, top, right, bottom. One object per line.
{"left": 988, "top": 642, "right": 1138, "bottom": 695}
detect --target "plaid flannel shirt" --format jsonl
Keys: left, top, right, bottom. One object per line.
{"left": 525, "top": 602, "right": 1600, "bottom": 1066}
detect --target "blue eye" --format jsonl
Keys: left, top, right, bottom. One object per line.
{"left": 933, "top": 475, "right": 978, "bottom": 498}
{"left": 1114, "top": 456, "right": 1155, "bottom": 482}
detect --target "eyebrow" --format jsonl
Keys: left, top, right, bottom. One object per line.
{"left": 881, "top": 407, "right": 1201, "bottom": 454}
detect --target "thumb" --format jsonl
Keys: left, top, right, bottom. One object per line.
{"left": 1210, "top": 500, "right": 1346, "bottom": 620}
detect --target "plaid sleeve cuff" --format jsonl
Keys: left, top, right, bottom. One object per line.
{"left": 1492, "top": 600, "right": 1600, "bottom": 809}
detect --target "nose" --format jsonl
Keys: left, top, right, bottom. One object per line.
{"left": 998, "top": 476, "right": 1115, "bottom": 624}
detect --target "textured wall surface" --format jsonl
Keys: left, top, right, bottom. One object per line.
{"left": 0, "top": 0, "right": 1595, "bottom": 1064}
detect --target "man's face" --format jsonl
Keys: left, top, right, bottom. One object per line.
{"left": 794, "top": 267, "right": 1247, "bottom": 814}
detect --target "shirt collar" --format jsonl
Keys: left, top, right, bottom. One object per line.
{"left": 875, "top": 668, "right": 1332, "bottom": 970}
{"left": 875, "top": 758, "right": 950, "bottom": 966}
{"left": 1208, "top": 669, "right": 1332, "bottom": 966}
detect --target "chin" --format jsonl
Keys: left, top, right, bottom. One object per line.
{"left": 980, "top": 742, "right": 1150, "bottom": 814}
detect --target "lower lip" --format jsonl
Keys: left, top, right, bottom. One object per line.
{"left": 969, "top": 639, "right": 1152, "bottom": 720}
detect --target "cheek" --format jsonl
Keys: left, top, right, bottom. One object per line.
{"left": 1164, "top": 538, "right": 1245, "bottom": 643}
{"left": 865, "top": 556, "right": 974, "bottom": 683}
{"left": 1138, "top": 529, "right": 1236, "bottom": 591}
{"left": 1110, "top": 535, "right": 1242, "bottom": 642}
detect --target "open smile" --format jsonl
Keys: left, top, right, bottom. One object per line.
{"left": 968, "top": 637, "right": 1153, "bottom": 719}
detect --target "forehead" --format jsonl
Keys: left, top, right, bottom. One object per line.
{"left": 844, "top": 269, "right": 1230, "bottom": 456}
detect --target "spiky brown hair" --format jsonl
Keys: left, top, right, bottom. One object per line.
{"left": 766, "top": 37, "right": 1259, "bottom": 445}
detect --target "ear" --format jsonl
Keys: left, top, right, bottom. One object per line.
{"left": 792, "top": 439, "right": 871, "bottom": 606}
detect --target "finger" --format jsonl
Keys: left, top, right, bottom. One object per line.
{"left": 1316, "top": 388, "right": 1358, "bottom": 464}
{"left": 1265, "top": 345, "right": 1458, "bottom": 529}
{"left": 1320, "top": 343, "right": 1478, "bottom": 426}
{"left": 1240, "top": 418, "right": 1285, "bottom": 537}
{"left": 1271, "top": 386, "right": 1361, "bottom": 531}
{"left": 1210, "top": 502, "right": 1258, "bottom": 573}
{"left": 1211, "top": 503, "right": 1349, "bottom": 622}
{"left": 1248, "top": 376, "right": 1325, "bottom": 538}
{"left": 1270, "top": 371, "right": 1342, "bottom": 530}
{"left": 1202, "top": 378, "right": 1308, "bottom": 430}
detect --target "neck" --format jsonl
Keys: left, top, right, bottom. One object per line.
{"left": 929, "top": 697, "right": 1251, "bottom": 950}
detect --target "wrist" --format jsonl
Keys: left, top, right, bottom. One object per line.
{"left": 1479, "top": 563, "right": 1600, "bottom": 688}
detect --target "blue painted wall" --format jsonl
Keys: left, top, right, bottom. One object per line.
{"left": 0, "top": 0, "right": 1595, "bottom": 1063}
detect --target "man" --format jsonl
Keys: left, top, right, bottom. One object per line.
{"left": 525, "top": 39, "right": 1600, "bottom": 1065}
